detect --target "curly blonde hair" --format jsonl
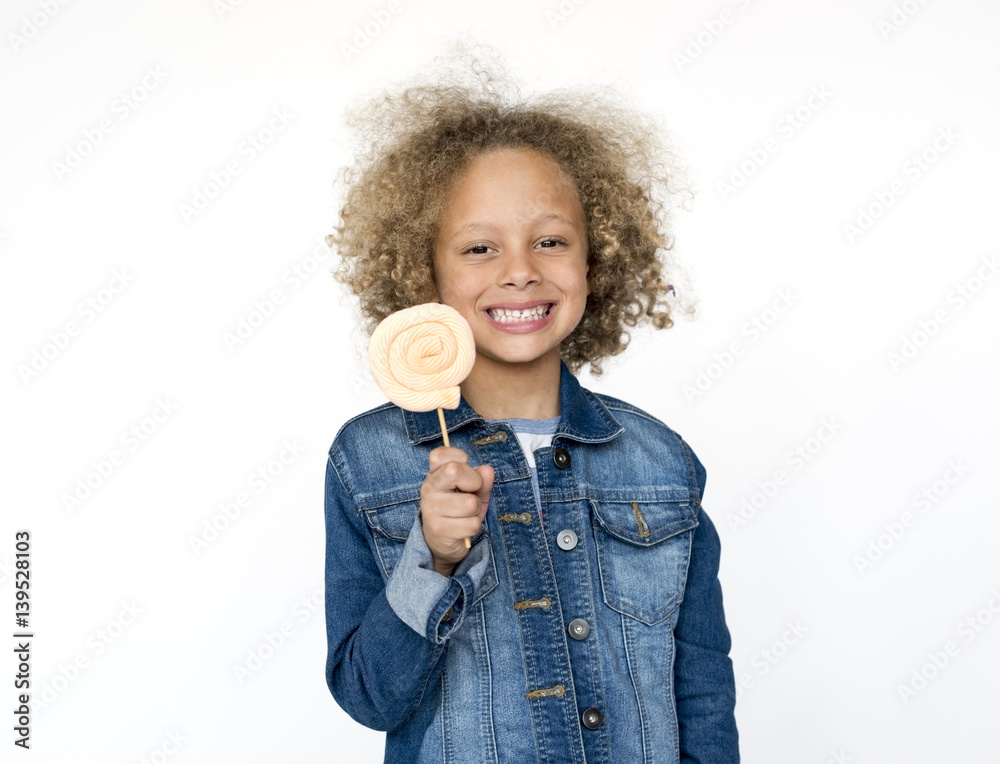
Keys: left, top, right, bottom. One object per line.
{"left": 328, "top": 45, "right": 695, "bottom": 375}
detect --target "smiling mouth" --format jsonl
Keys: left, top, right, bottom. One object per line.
{"left": 486, "top": 304, "right": 553, "bottom": 323}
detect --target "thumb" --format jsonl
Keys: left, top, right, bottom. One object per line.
{"left": 474, "top": 464, "right": 495, "bottom": 519}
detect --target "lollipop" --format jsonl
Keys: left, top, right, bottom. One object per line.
{"left": 368, "top": 302, "right": 478, "bottom": 547}
{"left": 368, "top": 302, "right": 475, "bottom": 416}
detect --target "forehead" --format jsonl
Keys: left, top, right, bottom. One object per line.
{"left": 439, "top": 148, "right": 583, "bottom": 223}
{"left": 458, "top": 147, "right": 571, "bottom": 182}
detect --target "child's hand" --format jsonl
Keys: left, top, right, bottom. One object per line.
{"left": 419, "top": 446, "right": 494, "bottom": 577}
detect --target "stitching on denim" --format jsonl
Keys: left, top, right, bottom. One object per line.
{"left": 525, "top": 683, "right": 565, "bottom": 699}
{"left": 474, "top": 598, "right": 500, "bottom": 764}
{"left": 664, "top": 628, "right": 681, "bottom": 764}
{"left": 429, "top": 578, "right": 463, "bottom": 644}
{"left": 440, "top": 657, "right": 453, "bottom": 763}
{"left": 563, "top": 389, "right": 622, "bottom": 443}
{"left": 621, "top": 614, "right": 652, "bottom": 763}
{"left": 406, "top": 639, "right": 448, "bottom": 727}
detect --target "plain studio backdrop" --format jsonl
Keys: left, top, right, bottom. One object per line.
{"left": 3, "top": 0, "right": 999, "bottom": 761}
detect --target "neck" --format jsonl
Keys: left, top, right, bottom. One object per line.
{"left": 461, "top": 351, "right": 562, "bottom": 421}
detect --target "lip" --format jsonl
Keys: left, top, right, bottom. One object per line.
{"left": 482, "top": 301, "right": 556, "bottom": 334}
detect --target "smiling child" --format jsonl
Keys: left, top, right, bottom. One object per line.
{"left": 324, "top": 49, "right": 739, "bottom": 763}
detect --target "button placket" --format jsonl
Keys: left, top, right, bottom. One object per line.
{"left": 496, "top": 442, "right": 587, "bottom": 761}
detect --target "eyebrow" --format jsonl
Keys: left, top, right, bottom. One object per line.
{"left": 447, "top": 212, "right": 576, "bottom": 239}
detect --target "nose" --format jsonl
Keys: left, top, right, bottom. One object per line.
{"left": 500, "top": 246, "right": 541, "bottom": 289}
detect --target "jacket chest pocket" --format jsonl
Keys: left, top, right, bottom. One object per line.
{"left": 589, "top": 499, "right": 698, "bottom": 626}
{"left": 362, "top": 500, "right": 420, "bottom": 580}
{"left": 362, "top": 499, "right": 497, "bottom": 600}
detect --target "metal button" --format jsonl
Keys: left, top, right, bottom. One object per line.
{"left": 553, "top": 448, "right": 571, "bottom": 469}
{"left": 557, "top": 529, "right": 578, "bottom": 551}
{"left": 442, "top": 607, "right": 454, "bottom": 622}
{"left": 568, "top": 618, "right": 591, "bottom": 640}
{"left": 581, "top": 707, "right": 603, "bottom": 730}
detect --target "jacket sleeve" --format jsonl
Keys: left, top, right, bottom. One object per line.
{"left": 673, "top": 444, "right": 740, "bottom": 763}
{"left": 323, "top": 448, "right": 490, "bottom": 732}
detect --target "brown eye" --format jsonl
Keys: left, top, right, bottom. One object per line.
{"left": 463, "top": 243, "right": 492, "bottom": 255}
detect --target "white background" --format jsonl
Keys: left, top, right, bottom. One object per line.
{"left": 3, "top": 0, "right": 999, "bottom": 761}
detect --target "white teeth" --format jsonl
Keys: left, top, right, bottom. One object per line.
{"left": 488, "top": 305, "right": 550, "bottom": 323}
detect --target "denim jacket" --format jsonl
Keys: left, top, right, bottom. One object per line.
{"left": 324, "top": 363, "right": 739, "bottom": 763}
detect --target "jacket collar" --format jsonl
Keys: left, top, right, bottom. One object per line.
{"left": 403, "top": 361, "right": 624, "bottom": 445}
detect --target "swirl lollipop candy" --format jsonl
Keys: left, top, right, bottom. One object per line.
{"left": 368, "top": 302, "right": 478, "bottom": 547}
{"left": 368, "top": 302, "right": 476, "bottom": 415}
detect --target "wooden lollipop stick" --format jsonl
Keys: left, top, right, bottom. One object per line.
{"left": 437, "top": 407, "right": 450, "bottom": 448}
{"left": 437, "top": 407, "right": 472, "bottom": 549}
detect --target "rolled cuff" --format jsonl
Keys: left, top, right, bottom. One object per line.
{"left": 385, "top": 511, "right": 492, "bottom": 644}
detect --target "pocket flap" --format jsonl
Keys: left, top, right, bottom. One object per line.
{"left": 363, "top": 501, "right": 418, "bottom": 542}
{"left": 591, "top": 499, "right": 698, "bottom": 546}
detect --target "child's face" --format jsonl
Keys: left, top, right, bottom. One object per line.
{"left": 432, "top": 148, "right": 589, "bottom": 375}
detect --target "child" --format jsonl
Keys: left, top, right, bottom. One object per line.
{"left": 324, "top": 49, "right": 739, "bottom": 763}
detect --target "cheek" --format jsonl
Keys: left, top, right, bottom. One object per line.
{"left": 432, "top": 271, "right": 475, "bottom": 311}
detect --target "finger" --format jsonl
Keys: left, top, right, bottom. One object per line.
{"left": 474, "top": 464, "right": 495, "bottom": 519}
{"left": 429, "top": 491, "right": 482, "bottom": 520}
{"left": 428, "top": 446, "right": 468, "bottom": 471}
{"left": 423, "top": 509, "right": 484, "bottom": 547}
{"left": 427, "top": 460, "right": 485, "bottom": 495}
{"left": 431, "top": 515, "right": 484, "bottom": 542}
